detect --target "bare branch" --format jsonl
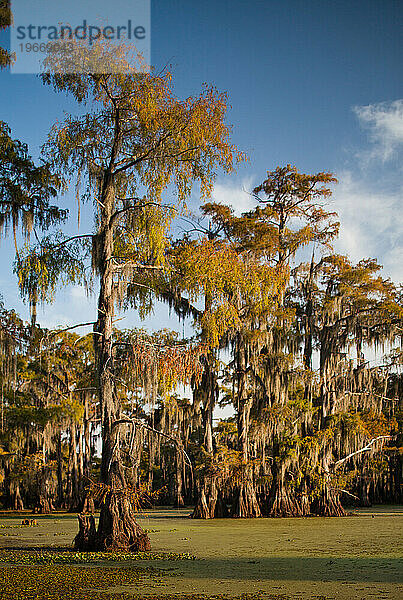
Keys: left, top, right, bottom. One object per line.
{"left": 329, "top": 488, "right": 361, "bottom": 501}
{"left": 112, "top": 417, "right": 193, "bottom": 477}
{"left": 111, "top": 258, "right": 164, "bottom": 270}
{"left": 333, "top": 436, "right": 393, "bottom": 469}
{"left": 47, "top": 321, "right": 97, "bottom": 336}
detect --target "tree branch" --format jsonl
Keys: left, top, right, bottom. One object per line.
{"left": 112, "top": 417, "right": 193, "bottom": 477}
{"left": 333, "top": 436, "right": 393, "bottom": 469}
{"left": 111, "top": 258, "right": 164, "bottom": 270}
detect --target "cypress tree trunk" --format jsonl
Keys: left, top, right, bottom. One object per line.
{"left": 10, "top": 480, "right": 24, "bottom": 511}
{"left": 34, "top": 466, "right": 55, "bottom": 513}
{"left": 81, "top": 397, "right": 95, "bottom": 513}
{"left": 67, "top": 421, "right": 81, "bottom": 511}
{"left": 230, "top": 338, "right": 261, "bottom": 518}
{"left": 147, "top": 430, "right": 156, "bottom": 489}
{"left": 315, "top": 331, "right": 345, "bottom": 517}
{"left": 264, "top": 459, "right": 304, "bottom": 517}
{"left": 298, "top": 479, "right": 311, "bottom": 516}
{"left": 56, "top": 431, "right": 64, "bottom": 508}
{"left": 174, "top": 440, "right": 185, "bottom": 507}
{"left": 192, "top": 477, "right": 228, "bottom": 518}
{"left": 192, "top": 353, "right": 228, "bottom": 518}
{"left": 389, "top": 452, "right": 403, "bottom": 503}
{"left": 303, "top": 254, "right": 315, "bottom": 371}
{"left": 311, "top": 457, "right": 345, "bottom": 517}
{"left": 231, "top": 477, "right": 261, "bottom": 518}
{"left": 75, "top": 173, "right": 150, "bottom": 551}
{"left": 77, "top": 423, "right": 85, "bottom": 498}
{"left": 312, "top": 483, "right": 345, "bottom": 517}
{"left": 358, "top": 476, "right": 372, "bottom": 507}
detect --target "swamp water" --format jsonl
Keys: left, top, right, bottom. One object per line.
{"left": 0, "top": 505, "right": 402, "bottom": 600}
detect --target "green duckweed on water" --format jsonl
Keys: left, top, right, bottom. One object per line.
{"left": 0, "top": 549, "right": 196, "bottom": 564}
{"left": 0, "top": 506, "right": 402, "bottom": 600}
{"left": 0, "top": 564, "right": 152, "bottom": 600}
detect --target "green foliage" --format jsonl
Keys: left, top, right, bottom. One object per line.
{"left": 0, "top": 563, "right": 148, "bottom": 600}
{"left": 167, "top": 211, "right": 285, "bottom": 348}
{"left": 15, "top": 233, "right": 90, "bottom": 309}
{"left": 0, "top": 1, "right": 12, "bottom": 68}
{"left": 0, "top": 122, "right": 66, "bottom": 240}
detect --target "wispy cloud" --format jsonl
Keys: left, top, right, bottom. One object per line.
{"left": 332, "top": 99, "right": 403, "bottom": 282}
{"left": 35, "top": 286, "right": 97, "bottom": 330}
{"left": 353, "top": 99, "right": 403, "bottom": 162}
{"left": 70, "top": 285, "right": 90, "bottom": 302}
{"left": 332, "top": 170, "right": 403, "bottom": 282}
{"left": 212, "top": 176, "right": 256, "bottom": 215}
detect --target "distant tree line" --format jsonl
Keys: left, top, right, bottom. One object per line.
{"left": 0, "top": 165, "right": 401, "bottom": 525}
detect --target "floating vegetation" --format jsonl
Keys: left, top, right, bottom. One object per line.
{"left": 0, "top": 522, "right": 40, "bottom": 529}
{"left": 0, "top": 564, "right": 286, "bottom": 600}
{"left": 126, "top": 596, "right": 292, "bottom": 600}
{"left": 0, "top": 549, "right": 196, "bottom": 565}
{"left": 0, "top": 564, "right": 148, "bottom": 600}
{"left": 0, "top": 554, "right": 280, "bottom": 600}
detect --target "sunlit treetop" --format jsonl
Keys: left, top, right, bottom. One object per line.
{"left": 252, "top": 164, "right": 340, "bottom": 264}
{"left": 165, "top": 229, "right": 286, "bottom": 347}
{"left": 201, "top": 201, "right": 280, "bottom": 260}
{"left": 41, "top": 41, "right": 245, "bottom": 206}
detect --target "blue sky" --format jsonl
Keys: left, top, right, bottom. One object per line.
{"left": 0, "top": 0, "right": 402, "bottom": 333}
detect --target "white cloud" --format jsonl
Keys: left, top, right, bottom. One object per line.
{"left": 211, "top": 176, "right": 256, "bottom": 215}
{"left": 36, "top": 307, "right": 72, "bottom": 330}
{"left": 353, "top": 99, "right": 403, "bottom": 161}
{"left": 70, "top": 285, "right": 89, "bottom": 301}
{"left": 332, "top": 170, "right": 403, "bottom": 282}
{"left": 36, "top": 286, "right": 97, "bottom": 330}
